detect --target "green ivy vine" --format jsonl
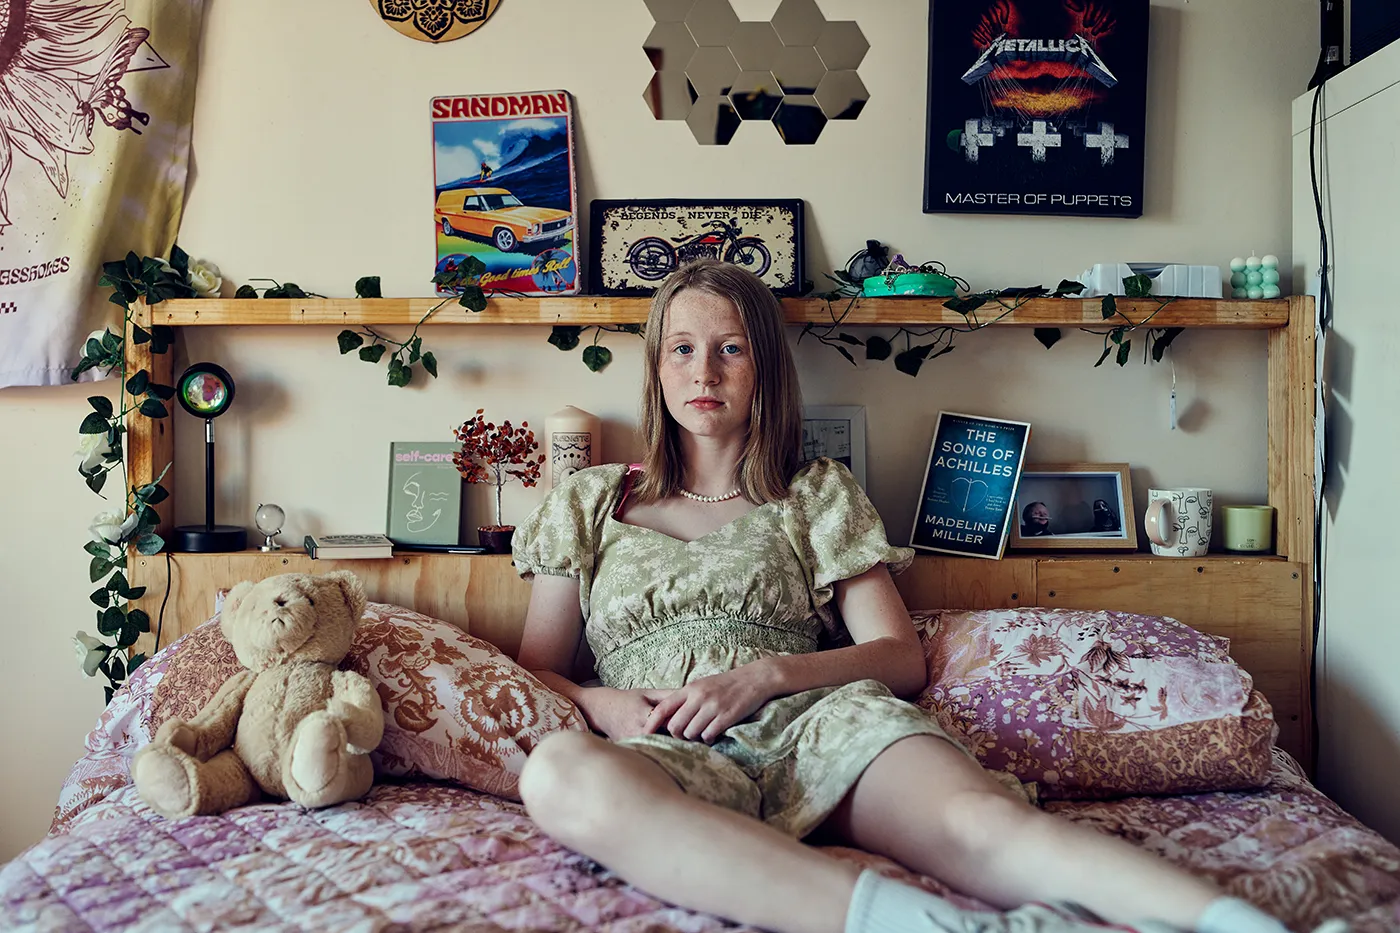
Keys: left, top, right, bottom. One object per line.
{"left": 69, "top": 248, "right": 195, "bottom": 701}
{"left": 805, "top": 273, "right": 1182, "bottom": 375}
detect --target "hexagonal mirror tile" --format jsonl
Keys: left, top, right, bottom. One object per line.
{"left": 644, "top": 71, "right": 698, "bottom": 120}
{"left": 771, "top": 0, "right": 825, "bottom": 46}
{"left": 644, "top": 0, "right": 870, "bottom": 143}
{"left": 687, "top": 95, "right": 742, "bottom": 145}
{"left": 728, "top": 21, "right": 782, "bottom": 71}
{"left": 772, "top": 45, "right": 825, "bottom": 95}
{"left": 685, "top": 0, "right": 740, "bottom": 47}
{"left": 816, "top": 21, "right": 868, "bottom": 70}
{"left": 729, "top": 70, "right": 783, "bottom": 120}
{"left": 686, "top": 45, "right": 741, "bottom": 97}
{"left": 814, "top": 70, "right": 868, "bottom": 120}
{"left": 772, "top": 95, "right": 826, "bottom": 144}
{"left": 646, "top": 0, "right": 695, "bottom": 22}
{"left": 644, "top": 22, "right": 699, "bottom": 71}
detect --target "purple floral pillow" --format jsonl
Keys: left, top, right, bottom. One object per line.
{"left": 911, "top": 608, "right": 1277, "bottom": 800}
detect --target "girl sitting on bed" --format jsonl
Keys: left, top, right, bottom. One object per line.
{"left": 510, "top": 258, "right": 1325, "bottom": 933}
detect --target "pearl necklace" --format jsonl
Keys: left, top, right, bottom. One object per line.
{"left": 679, "top": 487, "right": 741, "bottom": 503}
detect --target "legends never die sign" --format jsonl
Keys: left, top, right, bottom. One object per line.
{"left": 923, "top": 0, "right": 1149, "bottom": 218}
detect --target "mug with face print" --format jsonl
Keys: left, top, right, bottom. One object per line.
{"left": 1144, "top": 487, "right": 1213, "bottom": 557}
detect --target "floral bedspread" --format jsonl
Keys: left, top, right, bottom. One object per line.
{"left": 4, "top": 751, "right": 1399, "bottom": 932}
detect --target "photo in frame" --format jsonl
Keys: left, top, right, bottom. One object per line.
{"left": 911, "top": 412, "right": 1031, "bottom": 560}
{"left": 1009, "top": 463, "right": 1138, "bottom": 550}
{"left": 802, "top": 406, "right": 866, "bottom": 489}
{"left": 589, "top": 199, "right": 804, "bottom": 295}
{"left": 923, "top": 0, "right": 1149, "bottom": 218}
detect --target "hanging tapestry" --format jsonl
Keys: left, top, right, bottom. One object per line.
{"left": 0, "top": 0, "right": 206, "bottom": 388}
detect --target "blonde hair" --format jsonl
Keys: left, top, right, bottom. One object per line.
{"left": 632, "top": 259, "right": 803, "bottom": 504}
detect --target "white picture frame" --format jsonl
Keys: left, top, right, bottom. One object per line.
{"left": 1008, "top": 463, "right": 1138, "bottom": 551}
{"left": 802, "top": 405, "right": 867, "bottom": 489}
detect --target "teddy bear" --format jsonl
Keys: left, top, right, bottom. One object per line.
{"left": 132, "top": 569, "right": 385, "bottom": 817}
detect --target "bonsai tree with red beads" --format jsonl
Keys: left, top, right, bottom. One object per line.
{"left": 452, "top": 409, "right": 545, "bottom": 552}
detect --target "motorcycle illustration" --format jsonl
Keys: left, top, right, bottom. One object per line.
{"left": 625, "top": 218, "right": 772, "bottom": 281}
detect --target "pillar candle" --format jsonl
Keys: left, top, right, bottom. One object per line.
{"left": 545, "top": 406, "right": 602, "bottom": 488}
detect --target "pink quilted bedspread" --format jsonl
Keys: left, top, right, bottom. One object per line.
{"left": 4, "top": 752, "right": 1399, "bottom": 932}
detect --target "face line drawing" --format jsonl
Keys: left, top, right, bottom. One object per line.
{"left": 402, "top": 471, "right": 442, "bottom": 532}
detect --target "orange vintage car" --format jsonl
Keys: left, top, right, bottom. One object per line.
{"left": 434, "top": 187, "right": 573, "bottom": 252}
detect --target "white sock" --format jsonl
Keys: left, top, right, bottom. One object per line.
{"left": 844, "top": 870, "right": 971, "bottom": 933}
{"left": 843, "top": 869, "right": 1121, "bottom": 933}
{"left": 1195, "top": 898, "right": 1291, "bottom": 933}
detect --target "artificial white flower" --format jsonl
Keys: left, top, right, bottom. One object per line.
{"left": 90, "top": 508, "right": 138, "bottom": 545}
{"left": 74, "top": 432, "right": 112, "bottom": 473}
{"left": 187, "top": 258, "right": 223, "bottom": 298}
{"left": 73, "top": 631, "right": 108, "bottom": 678}
{"left": 79, "top": 328, "right": 119, "bottom": 379}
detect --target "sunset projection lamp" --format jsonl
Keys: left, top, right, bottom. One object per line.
{"left": 172, "top": 362, "right": 247, "bottom": 552}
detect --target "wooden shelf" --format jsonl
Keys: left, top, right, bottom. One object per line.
{"left": 145, "top": 296, "right": 1291, "bottom": 329}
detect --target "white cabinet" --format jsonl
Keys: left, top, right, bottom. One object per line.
{"left": 1292, "top": 40, "right": 1400, "bottom": 844}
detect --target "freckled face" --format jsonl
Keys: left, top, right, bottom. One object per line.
{"left": 659, "top": 290, "right": 755, "bottom": 442}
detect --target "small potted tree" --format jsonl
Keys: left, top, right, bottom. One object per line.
{"left": 453, "top": 409, "right": 545, "bottom": 553}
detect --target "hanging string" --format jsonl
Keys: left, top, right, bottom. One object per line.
{"left": 1169, "top": 352, "right": 1178, "bottom": 432}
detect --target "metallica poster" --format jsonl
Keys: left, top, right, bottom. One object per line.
{"left": 924, "top": 0, "right": 1149, "bottom": 218}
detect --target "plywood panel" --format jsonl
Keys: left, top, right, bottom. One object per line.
{"left": 125, "top": 302, "right": 175, "bottom": 640}
{"left": 130, "top": 551, "right": 531, "bottom": 658}
{"left": 1036, "top": 557, "right": 1308, "bottom": 765}
{"left": 1268, "top": 297, "right": 1317, "bottom": 562}
{"left": 895, "top": 557, "right": 1035, "bottom": 610}
{"left": 151, "top": 296, "right": 1290, "bottom": 329}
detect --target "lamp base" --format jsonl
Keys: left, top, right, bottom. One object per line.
{"left": 173, "top": 524, "right": 248, "bottom": 553}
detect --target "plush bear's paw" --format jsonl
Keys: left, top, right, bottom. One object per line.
{"left": 289, "top": 711, "right": 347, "bottom": 797}
{"left": 133, "top": 746, "right": 198, "bottom": 818}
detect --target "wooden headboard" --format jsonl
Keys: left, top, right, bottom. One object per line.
{"left": 133, "top": 548, "right": 1311, "bottom": 767}
{"left": 124, "top": 295, "right": 1316, "bottom": 771}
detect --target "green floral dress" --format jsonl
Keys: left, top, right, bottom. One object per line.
{"left": 512, "top": 457, "right": 971, "bottom": 838}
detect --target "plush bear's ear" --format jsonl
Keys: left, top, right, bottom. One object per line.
{"left": 220, "top": 579, "right": 256, "bottom": 646}
{"left": 324, "top": 570, "right": 367, "bottom": 621}
{"left": 222, "top": 580, "right": 256, "bottom": 618}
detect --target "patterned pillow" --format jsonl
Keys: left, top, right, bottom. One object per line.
{"left": 61, "top": 601, "right": 585, "bottom": 818}
{"left": 910, "top": 608, "right": 1277, "bottom": 800}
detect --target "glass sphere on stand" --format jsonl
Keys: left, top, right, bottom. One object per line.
{"left": 254, "top": 503, "right": 285, "bottom": 552}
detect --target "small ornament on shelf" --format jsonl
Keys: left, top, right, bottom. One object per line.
{"left": 1228, "top": 254, "right": 1283, "bottom": 300}
{"left": 255, "top": 503, "right": 285, "bottom": 552}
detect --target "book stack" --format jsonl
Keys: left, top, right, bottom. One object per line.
{"left": 303, "top": 534, "right": 394, "bottom": 560}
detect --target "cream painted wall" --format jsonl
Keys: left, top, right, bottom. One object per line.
{"left": 1291, "top": 43, "right": 1400, "bottom": 844}
{"left": 0, "top": 0, "right": 1316, "bottom": 859}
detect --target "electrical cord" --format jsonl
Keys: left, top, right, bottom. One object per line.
{"left": 1307, "top": 79, "right": 1333, "bottom": 765}
{"left": 154, "top": 547, "right": 171, "bottom": 654}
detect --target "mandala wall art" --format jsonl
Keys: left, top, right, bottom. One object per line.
{"left": 373, "top": 0, "right": 502, "bottom": 43}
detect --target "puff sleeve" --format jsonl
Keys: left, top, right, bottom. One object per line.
{"left": 784, "top": 458, "right": 914, "bottom": 615}
{"left": 511, "top": 463, "right": 629, "bottom": 617}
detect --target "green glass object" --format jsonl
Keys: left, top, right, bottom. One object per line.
{"left": 862, "top": 272, "right": 958, "bottom": 298}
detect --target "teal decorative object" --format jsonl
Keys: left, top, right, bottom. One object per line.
{"left": 1229, "top": 253, "right": 1284, "bottom": 299}
{"left": 862, "top": 272, "right": 958, "bottom": 298}
{"left": 861, "top": 253, "right": 961, "bottom": 298}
